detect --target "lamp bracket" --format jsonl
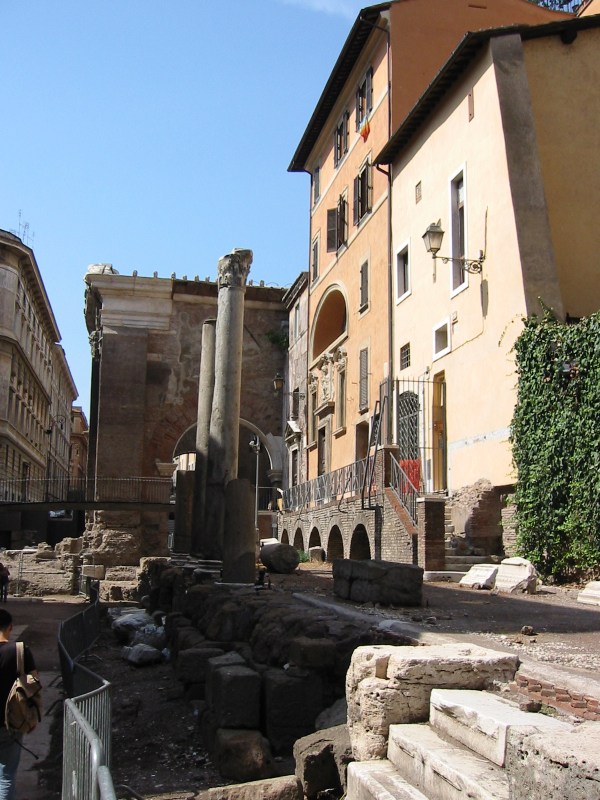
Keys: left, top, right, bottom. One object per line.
{"left": 435, "top": 251, "right": 485, "bottom": 274}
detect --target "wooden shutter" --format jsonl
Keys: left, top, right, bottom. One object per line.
{"left": 353, "top": 176, "right": 359, "bottom": 225}
{"left": 327, "top": 209, "right": 337, "bottom": 252}
{"left": 366, "top": 68, "right": 373, "bottom": 114}
{"left": 359, "top": 348, "right": 369, "bottom": 410}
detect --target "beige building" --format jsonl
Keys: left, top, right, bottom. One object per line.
{"left": 0, "top": 230, "right": 77, "bottom": 546}
{"left": 282, "top": 0, "right": 571, "bottom": 562}
{"left": 376, "top": 12, "right": 600, "bottom": 549}
{"left": 69, "top": 406, "right": 88, "bottom": 482}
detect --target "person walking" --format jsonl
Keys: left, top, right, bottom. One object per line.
{"left": 0, "top": 567, "right": 9, "bottom": 604}
{"left": 0, "top": 609, "right": 37, "bottom": 800}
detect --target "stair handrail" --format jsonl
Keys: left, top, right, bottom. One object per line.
{"left": 389, "top": 452, "right": 420, "bottom": 526}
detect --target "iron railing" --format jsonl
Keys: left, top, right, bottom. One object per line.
{"left": 0, "top": 477, "right": 173, "bottom": 505}
{"left": 389, "top": 452, "right": 419, "bottom": 527}
{"left": 283, "top": 457, "right": 368, "bottom": 511}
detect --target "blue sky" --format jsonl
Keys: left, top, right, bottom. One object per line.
{"left": 1, "top": 0, "right": 367, "bottom": 416}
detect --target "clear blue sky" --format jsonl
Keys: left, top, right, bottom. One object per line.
{"left": 1, "top": 0, "right": 366, "bottom": 417}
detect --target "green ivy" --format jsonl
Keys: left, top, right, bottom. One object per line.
{"left": 265, "top": 329, "right": 289, "bottom": 351}
{"left": 511, "top": 311, "right": 600, "bottom": 579}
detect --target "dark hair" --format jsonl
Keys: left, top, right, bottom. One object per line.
{"left": 0, "top": 609, "right": 12, "bottom": 630}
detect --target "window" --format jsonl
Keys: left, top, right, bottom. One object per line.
{"left": 359, "top": 260, "right": 369, "bottom": 310}
{"left": 415, "top": 181, "right": 422, "bottom": 204}
{"left": 313, "top": 165, "right": 320, "bottom": 205}
{"left": 334, "top": 111, "right": 349, "bottom": 167}
{"left": 291, "top": 388, "right": 300, "bottom": 420}
{"left": 353, "top": 161, "right": 371, "bottom": 224}
{"left": 311, "top": 235, "right": 319, "bottom": 282}
{"left": 291, "top": 448, "right": 299, "bottom": 486}
{"left": 293, "top": 303, "right": 300, "bottom": 342}
{"left": 308, "top": 384, "right": 317, "bottom": 445}
{"left": 336, "top": 367, "right": 346, "bottom": 430}
{"left": 396, "top": 246, "right": 410, "bottom": 300}
{"left": 450, "top": 170, "right": 467, "bottom": 291}
{"left": 359, "top": 348, "right": 369, "bottom": 411}
{"left": 400, "top": 343, "right": 411, "bottom": 371}
{"left": 433, "top": 319, "right": 451, "bottom": 360}
{"left": 326, "top": 195, "right": 348, "bottom": 252}
{"left": 355, "top": 67, "right": 373, "bottom": 131}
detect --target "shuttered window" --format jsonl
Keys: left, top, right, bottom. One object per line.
{"left": 353, "top": 161, "right": 371, "bottom": 225}
{"left": 359, "top": 348, "right": 369, "bottom": 411}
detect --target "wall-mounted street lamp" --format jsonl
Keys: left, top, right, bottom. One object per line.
{"left": 422, "top": 221, "right": 485, "bottom": 274}
{"left": 273, "top": 373, "right": 305, "bottom": 399}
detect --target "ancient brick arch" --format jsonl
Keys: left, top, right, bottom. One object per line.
{"left": 308, "top": 528, "right": 321, "bottom": 548}
{"left": 280, "top": 529, "right": 290, "bottom": 545}
{"left": 349, "top": 524, "right": 371, "bottom": 560}
{"left": 326, "top": 525, "right": 344, "bottom": 561}
{"left": 293, "top": 528, "right": 304, "bottom": 551}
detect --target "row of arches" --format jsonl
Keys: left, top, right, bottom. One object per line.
{"left": 280, "top": 523, "right": 371, "bottom": 562}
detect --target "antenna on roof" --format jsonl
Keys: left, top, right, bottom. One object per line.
{"left": 15, "top": 210, "right": 35, "bottom": 247}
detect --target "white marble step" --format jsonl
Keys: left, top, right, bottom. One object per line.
{"left": 430, "top": 689, "right": 572, "bottom": 766}
{"left": 388, "top": 723, "right": 509, "bottom": 800}
{"left": 347, "top": 760, "right": 429, "bottom": 800}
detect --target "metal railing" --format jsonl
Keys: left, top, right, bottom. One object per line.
{"left": 283, "top": 457, "right": 368, "bottom": 511}
{"left": 0, "top": 476, "right": 173, "bottom": 505}
{"left": 59, "top": 583, "right": 116, "bottom": 800}
{"left": 389, "top": 452, "right": 420, "bottom": 527}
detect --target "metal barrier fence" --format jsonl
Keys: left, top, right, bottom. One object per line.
{"left": 59, "top": 583, "right": 116, "bottom": 800}
{"left": 0, "top": 476, "right": 173, "bottom": 505}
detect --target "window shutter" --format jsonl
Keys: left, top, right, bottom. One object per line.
{"left": 359, "top": 348, "right": 369, "bottom": 410}
{"left": 360, "top": 262, "right": 369, "bottom": 308}
{"left": 366, "top": 68, "right": 373, "bottom": 113}
{"left": 343, "top": 112, "right": 349, "bottom": 154}
{"left": 355, "top": 89, "right": 361, "bottom": 131}
{"left": 327, "top": 209, "right": 337, "bottom": 252}
{"left": 353, "top": 176, "right": 359, "bottom": 226}
{"left": 338, "top": 196, "right": 346, "bottom": 247}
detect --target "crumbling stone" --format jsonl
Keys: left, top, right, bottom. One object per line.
{"left": 333, "top": 559, "right": 423, "bottom": 606}
{"left": 198, "top": 774, "right": 302, "bottom": 800}
{"left": 293, "top": 725, "right": 353, "bottom": 799}
{"left": 213, "top": 728, "right": 276, "bottom": 783}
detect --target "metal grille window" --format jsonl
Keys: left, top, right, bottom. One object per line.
{"left": 359, "top": 348, "right": 369, "bottom": 411}
{"left": 400, "top": 343, "right": 411, "bottom": 370}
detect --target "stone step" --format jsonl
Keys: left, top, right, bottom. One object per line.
{"left": 388, "top": 723, "right": 509, "bottom": 800}
{"left": 347, "top": 760, "right": 429, "bottom": 800}
{"left": 429, "top": 689, "right": 573, "bottom": 767}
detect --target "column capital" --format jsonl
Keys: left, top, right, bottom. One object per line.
{"left": 218, "top": 249, "right": 253, "bottom": 290}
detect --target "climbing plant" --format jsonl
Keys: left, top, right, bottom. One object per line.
{"left": 511, "top": 311, "right": 600, "bottom": 579}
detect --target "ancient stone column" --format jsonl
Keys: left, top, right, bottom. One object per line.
{"left": 205, "top": 249, "right": 252, "bottom": 564}
{"left": 191, "top": 318, "right": 216, "bottom": 555}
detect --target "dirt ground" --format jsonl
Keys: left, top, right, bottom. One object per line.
{"left": 16, "top": 565, "right": 600, "bottom": 799}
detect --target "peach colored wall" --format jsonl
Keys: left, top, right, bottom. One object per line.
{"left": 524, "top": 27, "right": 600, "bottom": 318}
{"left": 307, "top": 31, "right": 390, "bottom": 476}
{"left": 390, "top": 47, "right": 528, "bottom": 490}
{"left": 388, "top": 0, "right": 572, "bottom": 132}
{"left": 580, "top": 0, "right": 600, "bottom": 16}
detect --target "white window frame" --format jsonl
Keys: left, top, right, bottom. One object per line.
{"left": 449, "top": 164, "right": 468, "bottom": 296}
{"left": 395, "top": 241, "right": 411, "bottom": 303}
{"left": 311, "top": 233, "right": 320, "bottom": 283}
{"left": 432, "top": 318, "right": 451, "bottom": 360}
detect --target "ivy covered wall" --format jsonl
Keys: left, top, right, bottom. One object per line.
{"left": 511, "top": 312, "right": 600, "bottom": 579}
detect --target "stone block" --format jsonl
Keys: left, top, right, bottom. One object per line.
{"left": 347, "top": 761, "right": 428, "bottom": 800}
{"left": 346, "top": 643, "right": 518, "bottom": 760}
{"left": 105, "top": 565, "right": 138, "bottom": 580}
{"left": 172, "top": 625, "right": 206, "bottom": 653}
{"left": 210, "top": 665, "right": 261, "bottom": 728}
{"left": 505, "top": 721, "right": 600, "bottom": 800}
{"left": 175, "top": 646, "right": 225, "bottom": 685}
{"left": 203, "top": 775, "right": 302, "bottom": 800}
{"left": 81, "top": 564, "right": 105, "bottom": 579}
{"left": 288, "top": 637, "right": 336, "bottom": 670}
{"left": 293, "top": 725, "right": 353, "bottom": 799}
{"left": 333, "top": 559, "right": 422, "bottom": 606}
{"left": 494, "top": 557, "right": 537, "bottom": 594}
{"left": 205, "top": 651, "right": 248, "bottom": 699}
{"left": 577, "top": 581, "right": 600, "bottom": 607}
{"left": 264, "top": 668, "right": 324, "bottom": 754}
{"left": 308, "top": 547, "right": 325, "bottom": 563}
{"left": 213, "top": 728, "right": 276, "bottom": 783}
{"left": 430, "top": 689, "right": 572, "bottom": 766}
{"left": 459, "top": 564, "right": 498, "bottom": 589}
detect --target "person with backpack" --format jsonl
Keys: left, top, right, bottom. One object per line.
{"left": 0, "top": 609, "right": 37, "bottom": 800}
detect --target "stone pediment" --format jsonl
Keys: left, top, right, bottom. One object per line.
{"left": 284, "top": 419, "right": 302, "bottom": 445}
